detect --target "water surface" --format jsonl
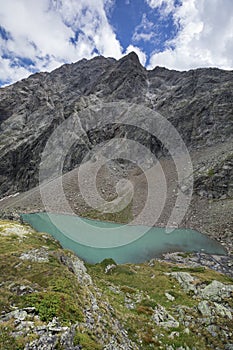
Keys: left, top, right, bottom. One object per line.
{"left": 21, "top": 212, "right": 226, "bottom": 264}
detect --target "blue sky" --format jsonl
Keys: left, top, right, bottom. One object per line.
{"left": 0, "top": 0, "right": 233, "bottom": 86}
{"left": 109, "top": 0, "right": 180, "bottom": 63}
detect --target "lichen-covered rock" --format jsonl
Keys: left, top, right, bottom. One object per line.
{"left": 152, "top": 304, "right": 179, "bottom": 328}
{"left": 20, "top": 248, "right": 49, "bottom": 263}
{"left": 195, "top": 154, "right": 233, "bottom": 199}
{"left": 197, "top": 300, "right": 212, "bottom": 316}
{"left": 167, "top": 272, "right": 198, "bottom": 293}
{"left": 58, "top": 252, "right": 93, "bottom": 286}
{"left": 0, "top": 220, "right": 32, "bottom": 237}
{"left": 0, "top": 309, "right": 28, "bottom": 322}
{"left": 197, "top": 300, "right": 232, "bottom": 319}
{"left": 24, "top": 334, "right": 59, "bottom": 350}
{"left": 199, "top": 280, "right": 233, "bottom": 301}
{"left": 165, "top": 292, "right": 175, "bottom": 301}
{"left": 213, "top": 302, "right": 232, "bottom": 319}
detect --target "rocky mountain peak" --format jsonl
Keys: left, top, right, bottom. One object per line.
{"left": 118, "top": 51, "right": 142, "bottom": 65}
{"left": 0, "top": 54, "right": 232, "bottom": 209}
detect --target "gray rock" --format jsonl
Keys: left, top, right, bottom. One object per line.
{"left": 9, "top": 284, "right": 35, "bottom": 295}
{"left": 207, "top": 324, "right": 219, "bottom": 337}
{"left": 213, "top": 302, "right": 232, "bottom": 319}
{"left": 47, "top": 317, "right": 67, "bottom": 333}
{"left": 0, "top": 309, "right": 28, "bottom": 322}
{"left": 168, "top": 331, "right": 179, "bottom": 339}
{"left": 197, "top": 300, "right": 212, "bottom": 316}
{"left": 152, "top": 304, "right": 179, "bottom": 328}
{"left": 168, "top": 272, "right": 197, "bottom": 293}
{"left": 225, "top": 345, "right": 233, "bottom": 350}
{"left": 19, "top": 248, "right": 49, "bottom": 263}
{"left": 199, "top": 280, "right": 233, "bottom": 301}
{"left": 24, "top": 334, "right": 58, "bottom": 350}
{"left": 105, "top": 264, "right": 117, "bottom": 274}
{"left": 183, "top": 327, "right": 190, "bottom": 335}
{"left": 15, "top": 321, "right": 34, "bottom": 332}
{"left": 165, "top": 292, "right": 175, "bottom": 301}
{"left": 59, "top": 253, "right": 92, "bottom": 286}
{"left": 161, "top": 252, "right": 233, "bottom": 278}
{"left": 197, "top": 299, "right": 232, "bottom": 331}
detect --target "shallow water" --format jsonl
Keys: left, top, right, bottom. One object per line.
{"left": 21, "top": 212, "right": 226, "bottom": 264}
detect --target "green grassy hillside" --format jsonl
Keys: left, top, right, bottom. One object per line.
{"left": 0, "top": 220, "right": 232, "bottom": 350}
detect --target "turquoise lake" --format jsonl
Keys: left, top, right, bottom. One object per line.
{"left": 21, "top": 212, "right": 226, "bottom": 264}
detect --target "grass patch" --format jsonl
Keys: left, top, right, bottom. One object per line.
{"left": 81, "top": 202, "right": 133, "bottom": 224}
{"left": 171, "top": 266, "right": 206, "bottom": 273}
{"left": 20, "top": 291, "right": 83, "bottom": 324}
{"left": 0, "top": 322, "right": 37, "bottom": 350}
{"left": 73, "top": 331, "right": 102, "bottom": 350}
{"left": 0, "top": 323, "right": 20, "bottom": 350}
{"left": 207, "top": 168, "right": 214, "bottom": 177}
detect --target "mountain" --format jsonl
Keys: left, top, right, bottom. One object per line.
{"left": 0, "top": 52, "right": 232, "bottom": 250}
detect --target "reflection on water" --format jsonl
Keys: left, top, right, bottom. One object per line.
{"left": 21, "top": 212, "right": 226, "bottom": 264}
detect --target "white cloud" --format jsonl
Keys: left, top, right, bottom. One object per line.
{"left": 147, "top": 0, "right": 233, "bottom": 70}
{"left": 1, "top": 0, "right": 232, "bottom": 85}
{"left": 104, "top": 0, "right": 116, "bottom": 15}
{"left": 132, "top": 13, "right": 158, "bottom": 43}
{"left": 146, "top": 0, "right": 176, "bottom": 15}
{"left": 0, "top": 55, "right": 32, "bottom": 84}
{"left": 125, "top": 45, "right": 147, "bottom": 66}
{"left": 0, "top": 0, "right": 123, "bottom": 84}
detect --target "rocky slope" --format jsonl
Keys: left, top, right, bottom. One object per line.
{"left": 0, "top": 220, "right": 233, "bottom": 350}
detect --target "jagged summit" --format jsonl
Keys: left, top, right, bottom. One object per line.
{"left": 119, "top": 51, "right": 142, "bottom": 64}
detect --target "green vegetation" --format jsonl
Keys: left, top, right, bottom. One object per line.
{"left": 99, "top": 258, "right": 117, "bottom": 269}
{"left": 0, "top": 323, "right": 19, "bottom": 350}
{"left": 170, "top": 265, "right": 206, "bottom": 273}
{"left": 81, "top": 201, "right": 133, "bottom": 224}
{"left": 20, "top": 292, "right": 83, "bottom": 323}
{"left": 0, "top": 219, "right": 232, "bottom": 350}
{"left": 87, "top": 259, "right": 233, "bottom": 349}
{"left": 207, "top": 168, "right": 214, "bottom": 177}
{"left": 0, "top": 220, "right": 90, "bottom": 348}
{"left": 0, "top": 321, "right": 37, "bottom": 350}
{"left": 73, "top": 331, "right": 102, "bottom": 350}
{"left": 177, "top": 252, "right": 193, "bottom": 258}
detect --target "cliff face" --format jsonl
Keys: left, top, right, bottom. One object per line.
{"left": 0, "top": 52, "right": 232, "bottom": 197}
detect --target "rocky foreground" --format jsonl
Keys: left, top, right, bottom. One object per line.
{"left": 0, "top": 220, "right": 233, "bottom": 350}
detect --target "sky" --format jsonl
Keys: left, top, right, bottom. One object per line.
{"left": 0, "top": 0, "right": 233, "bottom": 86}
